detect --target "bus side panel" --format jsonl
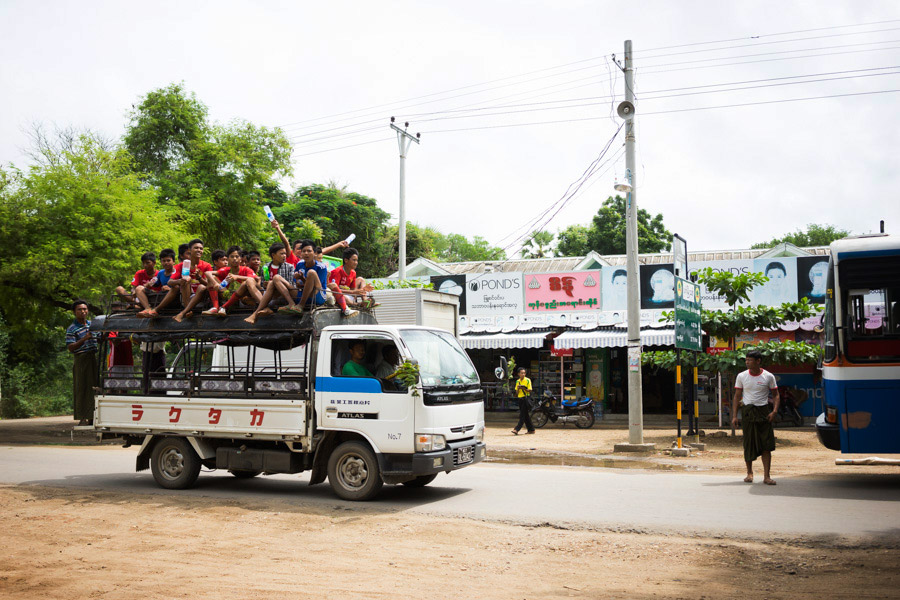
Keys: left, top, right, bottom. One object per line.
{"left": 829, "top": 378, "right": 900, "bottom": 454}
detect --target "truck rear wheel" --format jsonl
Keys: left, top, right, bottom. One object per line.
{"left": 150, "top": 437, "right": 201, "bottom": 490}
{"left": 327, "top": 441, "right": 383, "bottom": 501}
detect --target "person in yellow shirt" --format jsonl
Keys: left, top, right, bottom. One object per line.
{"left": 511, "top": 367, "right": 535, "bottom": 435}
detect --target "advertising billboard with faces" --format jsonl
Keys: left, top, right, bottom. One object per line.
{"left": 430, "top": 275, "right": 467, "bottom": 314}
{"left": 751, "top": 257, "right": 799, "bottom": 307}
{"left": 640, "top": 264, "right": 675, "bottom": 310}
{"left": 602, "top": 266, "right": 629, "bottom": 311}
{"left": 797, "top": 256, "right": 829, "bottom": 304}
{"left": 690, "top": 260, "right": 756, "bottom": 308}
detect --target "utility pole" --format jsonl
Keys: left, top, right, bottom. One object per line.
{"left": 614, "top": 39, "right": 654, "bottom": 452}
{"left": 390, "top": 118, "right": 420, "bottom": 279}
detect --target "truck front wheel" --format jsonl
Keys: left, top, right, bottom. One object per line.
{"left": 150, "top": 437, "right": 201, "bottom": 490}
{"left": 327, "top": 441, "right": 383, "bottom": 501}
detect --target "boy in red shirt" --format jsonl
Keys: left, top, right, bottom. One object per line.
{"left": 328, "top": 247, "right": 375, "bottom": 309}
{"left": 116, "top": 252, "right": 159, "bottom": 311}
{"left": 139, "top": 239, "right": 212, "bottom": 321}
{"left": 202, "top": 245, "right": 260, "bottom": 316}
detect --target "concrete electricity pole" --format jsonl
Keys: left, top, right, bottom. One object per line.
{"left": 614, "top": 40, "right": 654, "bottom": 452}
{"left": 390, "top": 118, "right": 420, "bottom": 279}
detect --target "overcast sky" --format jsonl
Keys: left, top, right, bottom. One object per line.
{"left": 2, "top": 1, "right": 899, "bottom": 255}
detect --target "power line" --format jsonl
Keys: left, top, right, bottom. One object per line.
{"left": 640, "top": 88, "right": 900, "bottom": 116}
{"left": 636, "top": 18, "right": 900, "bottom": 53}
{"left": 293, "top": 136, "right": 394, "bottom": 158}
{"left": 640, "top": 26, "right": 900, "bottom": 60}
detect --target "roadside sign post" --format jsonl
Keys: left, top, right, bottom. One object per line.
{"left": 672, "top": 234, "right": 702, "bottom": 450}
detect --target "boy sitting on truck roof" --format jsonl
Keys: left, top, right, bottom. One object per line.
{"left": 328, "top": 247, "right": 375, "bottom": 310}
{"left": 269, "top": 219, "right": 348, "bottom": 267}
{"left": 209, "top": 249, "right": 228, "bottom": 271}
{"left": 139, "top": 238, "right": 212, "bottom": 321}
{"left": 244, "top": 243, "right": 298, "bottom": 323}
{"left": 116, "top": 251, "right": 160, "bottom": 311}
{"left": 202, "top": 245, "right": 260, "bottom": 316}
{"left": 293, "top": 239, "right": 354, "bottom": 316}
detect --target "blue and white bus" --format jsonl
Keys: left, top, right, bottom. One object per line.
{"left": 816, "top": 233, "right": 900, "bottom": 454}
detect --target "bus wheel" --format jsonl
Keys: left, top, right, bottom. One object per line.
{"left": 401, "top": 474, "right": 437, "bottom": 488}
{"left": 328, "top": 441, "right": 384, "bottom": 501}
{"left": 151, "top": 437, "right": 201, "bottom": 490}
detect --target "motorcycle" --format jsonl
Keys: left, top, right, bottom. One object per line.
{"left": 529, "top": 388, "right": 595, "bottom": 429}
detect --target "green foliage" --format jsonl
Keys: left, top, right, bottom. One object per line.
{"left": 395, "top": 360, "right": 421, "bottom": 396}
{"left": 434, "top": 233, "right": 506, "bottom": 262}
{"left": 124, "top": 84, "right": 293, "bottom": 250}
{"left": 590, "top": 195, "right": 671, "bottom": 255}
{"left": 521, "top": 230, "right": 555, "bottom": 259}
{"left": 751, "top": 223, "right": 850, "bottom": 249}
{"left": 274, "top": 183, "right": 391, "bottom": 276}
{"left": 642, "top": 341, "right": 823, "bottom": 374}
{"left": 694, "top": 267, "right": 768, "bottom": 307}
{"left": 0, "top": 136, "right": 184, "bottom": 314}
{"left": 291, "top": 218, "right": 324, "bottom": 243}
{"left": 370, "top": 279, "right": 434, "bottom": 290}
{"left": 647, "top": 268, "right": 823, "bottom": 375}
{"left": 556, "top": 224, "right": 591, "bottom": 257}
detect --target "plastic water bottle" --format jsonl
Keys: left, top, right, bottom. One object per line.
{"left": 264, "top": 205, "right": 275, "bottom": 222}
{"left": 181, "top": 259, "right": 191, "bottom": 279}
{"left": 220, "top": 277, "right": 229, "bottom": 289}
{"left": 147, "top": 275, "right": 158, "bottom": 287}
{"left": 344, "top": 233, "right": 356, "bottom": 244}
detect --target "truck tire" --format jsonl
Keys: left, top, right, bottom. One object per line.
{"left": 150, "top": 437, "right": 201, "bottom": 490}
{"left": 401, "top": 474, "right": 437, "bottom": 488}
{"left": 327, "top": 441, "right": 383, "bottom": 501}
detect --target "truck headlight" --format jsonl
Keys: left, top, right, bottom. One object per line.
{"left": 415, "top": 434, "right": 446, "bottom": 452}
{"left": 475, "top": 427, "right": 484, "bottom": 443}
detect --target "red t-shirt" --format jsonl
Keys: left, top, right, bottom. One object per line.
{"left": 215, "top": 266, "right": 257, "bottom": 286}
{"left": 286, "top": 251, "right": 299, "bottom": 267}
{"left": 328, "top": 266, "right": 356, "bottom": 289}
{"left": 131, "top": 269, "right": 160, "bottom": 290}
{"left": 171, "top": 260, "right": 213, "bottom": 291}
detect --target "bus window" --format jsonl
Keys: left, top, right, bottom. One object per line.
{"left": 844, "top": 287, "right": 900, "bottom": 361}
{"left": 823, "top": 259, "right": 836, "bottom": 363}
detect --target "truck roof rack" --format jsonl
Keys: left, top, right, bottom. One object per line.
{"left": 90, "top": 308, "right": 377, "bottom": 350}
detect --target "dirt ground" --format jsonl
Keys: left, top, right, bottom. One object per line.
{"left": 1, "top": 416, "right": 898, "bottom": 599}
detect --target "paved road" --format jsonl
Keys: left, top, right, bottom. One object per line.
{"left": 2, "top": 445, "right": 898, "bottom": 541}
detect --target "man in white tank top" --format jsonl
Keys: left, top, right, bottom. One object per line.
{"left": 732, "top": 350, "right": 780, "bottom": 485}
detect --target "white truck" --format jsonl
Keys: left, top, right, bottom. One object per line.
{"left": 89, "top": 309, "right": 485, "bottom": 500}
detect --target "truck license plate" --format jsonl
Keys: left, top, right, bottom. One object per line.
{"left": 456, "top": 445, "right": 474, "bottom": 465}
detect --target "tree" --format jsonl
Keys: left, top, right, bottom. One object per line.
{"left": 521, "top": 230, "right": 555, "bottom": 258}
{"left": 0, "top": 134, "right": 185, "bottom": 418}
{"left": 434, "top": 233, "right": 506, "bottom": 262}
{"left": 588, "top": 195, "right": 671, "bottom": 255}
{"left": 751, "top": 223, "right": 851, "bottom": 249}
{"left": 124, "top": 84, "right": 293, "bottom": 250}
{"left": 556, "top": 224, "right": 591, "bottom": 257}
{"left": 274, "top": 183, "right": 392, "bottom": 275}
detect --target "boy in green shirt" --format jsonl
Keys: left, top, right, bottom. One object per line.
{"left": 342, "top": 340, "right": 374, "bottom": 377}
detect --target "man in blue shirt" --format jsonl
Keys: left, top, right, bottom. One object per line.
{"left": 65, "top": 300, "right": 98, "bottom": 426}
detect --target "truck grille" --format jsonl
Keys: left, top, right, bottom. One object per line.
{"left": 450, "top": 424, "right": 475, "bottom": 434}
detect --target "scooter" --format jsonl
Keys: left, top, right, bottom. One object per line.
{"left": 529, "top": 388, "right": 595, "bottom": 429}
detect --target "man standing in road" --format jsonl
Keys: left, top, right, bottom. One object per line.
{"left": 732, "top": 350, "right": 780, "bottom": 485}
{"left": 66, "top": 300, "right": 98, "bottom": 426}
{"left": 511, "top": 367, "right": 535, "bottom": 435}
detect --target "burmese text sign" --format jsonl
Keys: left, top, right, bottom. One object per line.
{"left": 524, "top": 271, "right": 601, "bottom": 312}
{"left": 674, "top": 276, "right": 702, "bottom": 351}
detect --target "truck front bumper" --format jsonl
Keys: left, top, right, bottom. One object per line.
{"left": 379, "top": 441, "right": 487, "bottom": 479}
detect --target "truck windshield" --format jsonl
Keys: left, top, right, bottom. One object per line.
{"left": 400, "top": 329, "right": 479, "bottom": 387}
